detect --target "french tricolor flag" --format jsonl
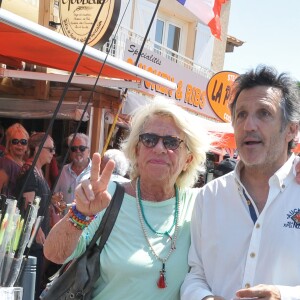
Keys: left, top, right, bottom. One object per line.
{"left": 177, "top": 0, "right": 228, "bottom": 39}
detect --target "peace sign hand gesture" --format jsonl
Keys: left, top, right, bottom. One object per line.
{"left": 74, "top": 153, "right": 115, "bottom": 216}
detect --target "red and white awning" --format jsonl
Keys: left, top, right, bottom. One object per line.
{"left": 0, "top": 8, "right": 176, "bottom": 90}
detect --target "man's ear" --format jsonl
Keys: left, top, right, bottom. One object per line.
{"left": 286, "top": 122, "right": 299, "bottom": 143}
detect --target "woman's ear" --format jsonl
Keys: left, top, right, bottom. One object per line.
{"left": 135, "top": 143, "right": 140, "bottom": 156}
{"left": 183, "top": 153, "right": 193, "bottom": 172}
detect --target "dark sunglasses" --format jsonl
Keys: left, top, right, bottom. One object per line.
{"left": 11, "top": 139, "right": 28, "bottom": 146}
{"left": 139, "top": 133, "right": 185, "bottom": 150}
{"left": 43, "top": 147, "right": 56, "bottom": 153}
{"left": 70, "top": 145, "right": 88, "bottom": 153}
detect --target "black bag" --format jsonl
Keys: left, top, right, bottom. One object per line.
{"left": 40, "top": 182, "right": 124, "bottom": 300}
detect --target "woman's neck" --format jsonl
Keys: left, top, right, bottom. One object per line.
{"left": 34, "top": 161, "right": 45, "bottom": 178}
{"left": 7, "top": 153, "right": 24, "bottom": 166}
{"left": 27, "top": 157, "right": 43, "bottom": 170}
{"left": 138, "top": 178, "right": 176, "bottom": 202}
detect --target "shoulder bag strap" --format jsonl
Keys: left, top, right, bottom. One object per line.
{"left": 87, "top": 181, "right": 124, "bottom": 251}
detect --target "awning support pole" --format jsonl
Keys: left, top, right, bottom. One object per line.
{"left": 101, "top": 96, "right": 124, "bottom": 157}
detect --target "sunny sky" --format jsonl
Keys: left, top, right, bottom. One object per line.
{"left": 223, "top": 0, "right": 300, "bottom": 81}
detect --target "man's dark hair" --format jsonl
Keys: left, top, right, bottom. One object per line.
{"left": 229, "top": 65, "right": 300, "bottom": 152}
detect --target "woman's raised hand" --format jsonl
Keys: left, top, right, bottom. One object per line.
{"left": 74, "top": 152, "right": 115, "bottom": 216}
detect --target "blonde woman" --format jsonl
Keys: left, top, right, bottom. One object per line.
{"left": 44, "top": 98, "right": 212, "bottom": 300}
{"left": 0, "top": 123, "right": 29, "bottom": 197}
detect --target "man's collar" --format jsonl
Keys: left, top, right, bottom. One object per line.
{"left": 234, "top": 153, "right": 296, "bottom": 190}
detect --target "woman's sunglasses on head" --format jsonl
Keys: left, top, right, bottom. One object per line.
{"left": 139, "top": 133, "right": 184, "bottom": 150}
{"left": 70, "top": 145, "right": 88, "bottom": 152}
{"left": 11, "top": 139, "right": 28, "bottom": 146}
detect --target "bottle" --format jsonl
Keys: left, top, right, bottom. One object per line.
{"left": 19, "top": 256, "right": 36, "bottom": 300}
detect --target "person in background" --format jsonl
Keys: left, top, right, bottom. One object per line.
{"left": 0, "top": 123, "right": 29, "bottom": 197}
{"left": 100, "top": 148, "right": 130, "bottom": 182}
{"left": 54, "top": 133, "right": 91, "bottom": 209}
{"left": 0, "top": 123, "right": 5, "bottom": 156}
{"left": 15, "top": 132, "right": 60, "bottom": 300}
{"left": 45, "top": 156, "right": 59, "bottom": 190}
{"left": 46, "top": 155, "right": 63, "bottom": 228}
{"left": 193, "top": 173, "right": 205, "bottom": 188}
{"left": 213, "top": 157, "right": 237, "bottom": 179}
{"left": 44, "top": 98, "right": 212, "bottom": 299}
{"left": 181, "top": 65, "right": 300, "bottom": 299}
{"left": 222, "top": 153, "right": 230, "bottom": 160}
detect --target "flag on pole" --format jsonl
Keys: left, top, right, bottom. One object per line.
{"left": 177, "top": 0, "right": 228, "bottom": 39}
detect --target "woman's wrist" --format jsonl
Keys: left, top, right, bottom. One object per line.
{"left": 68, "top": 203, "right": 95, "bottom": 230}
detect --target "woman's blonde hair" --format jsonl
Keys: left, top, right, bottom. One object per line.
{"left": 121, "top": 97, "right": 213, "bottom": 188}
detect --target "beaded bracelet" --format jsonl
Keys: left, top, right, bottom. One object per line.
{"left": 68, "top": 217, "right": 87, "bottom": 230}
{"left": 68, "top": 204, "right": 95, "bottom": 230}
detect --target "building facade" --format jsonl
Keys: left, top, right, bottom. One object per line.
{"left": 0, "top": 0, "right": 235, "bottom": 155}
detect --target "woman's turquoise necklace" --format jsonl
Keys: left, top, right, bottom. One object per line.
{"left": 135, "top": 177, "right": 180, "bottom": 289}
{"left": 137, "top": 177, "right": 179, "bottom": 237}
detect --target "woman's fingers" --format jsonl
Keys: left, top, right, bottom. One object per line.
{"left": 76, "top": 179, "right": 94, "bottom": 203}
{"left": 90, "top": 153, "right": 114, "bottom": 190}
{"left": 74, "top": 152, "right": 115, "bottom": 214}
{"left": 90, "top": 153, "right": 101, "bottom": 183}
{"left": 99, "top": 159, "right": 115, "bottom": 187}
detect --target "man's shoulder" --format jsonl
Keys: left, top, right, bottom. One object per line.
{"left": 201, "top": 172, "right": 236, "bottom": 193}
{"left": 58, "top": 163, "right": 73, "bottom": 178}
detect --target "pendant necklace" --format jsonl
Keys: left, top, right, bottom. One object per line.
{"left": 135, "top": 177, "right": 180, "bottom": 289}
{"left": 34, "top": 166, "right": 44, "bottom": 179}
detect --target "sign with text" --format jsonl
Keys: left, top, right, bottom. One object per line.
{"left": 3, "top": 0, "right": 39, "bottom": 22}
{"left": 59, "top": 0, "right": 120, "bottom": 46}
{"left": 206, "top": 71, "right": 239, "bottom": 122}
{"left": 124, "top": 40, "right": 219, "bottom": 120}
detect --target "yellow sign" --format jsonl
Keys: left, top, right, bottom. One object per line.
{"left": 206, "top": 71, "right": 239, "bottom": 122}
{"left": 59, "top": 0, "right": 120, "bottom": 46}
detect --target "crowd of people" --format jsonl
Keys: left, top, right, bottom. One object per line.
{"left": 0, "top": 125, "right": 131, "bottom": 299}
{"left": 0, "top": 65, "right": 300, "bottom": 300}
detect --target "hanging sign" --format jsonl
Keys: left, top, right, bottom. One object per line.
{"left": 124, "top": 40, "right": 221, "bottom": 120}
{"left": 206, "top": 71, "right": 239, "bottom": 122}
{"left": 59, "top": 0, "right": 120, "bottom": 46}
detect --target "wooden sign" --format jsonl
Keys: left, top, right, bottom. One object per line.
{"left": 59, "top": 0, "right": 120, "bottom": 46}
